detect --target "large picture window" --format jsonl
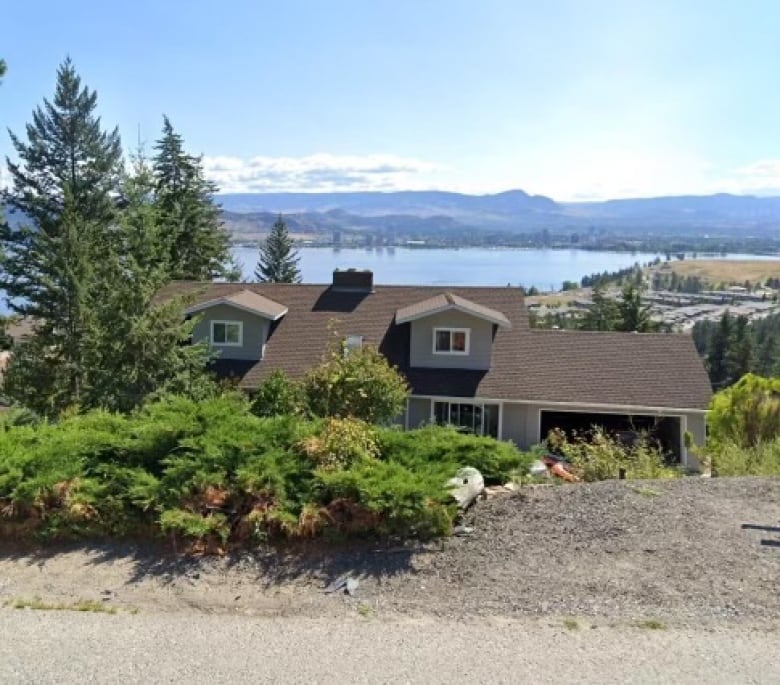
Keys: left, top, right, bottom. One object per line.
{"left": 433, "top": 328, "right": 469, "bottom": 355}
{"left": 211, "top": 320, "right": 243, "bottom": 346}
{"left": 433, "top": 401, "right": 499, "bottom": 438}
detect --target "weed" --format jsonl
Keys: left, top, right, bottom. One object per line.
{"left": 636, "top": 618, "right": 666, "bottom": 630}
{"left": 6, "top": 597, "right": 118, "bottom": 614}
{"left": 357, "top": 604, "right": 374, "bottom": 618}
{"left": 563, "top": 617, "right": 580, "bottom": 630}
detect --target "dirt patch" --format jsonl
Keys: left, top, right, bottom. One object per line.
{"left": 1, "top": 478, "right": 778, "bottom": 627}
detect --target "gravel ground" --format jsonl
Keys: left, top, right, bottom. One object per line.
{"left": 2, "top": 611, "right": 779, "bottom": 684}
{"left": 0, "top": 477, "right": 778, "bottom": 628}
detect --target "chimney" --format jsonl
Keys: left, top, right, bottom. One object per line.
{"left": 332, "top": 269, "right": 374, "bottom": 293}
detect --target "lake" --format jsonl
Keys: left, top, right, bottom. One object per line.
{"left": 233, "top": 246, "right": 780, "bottom": 290}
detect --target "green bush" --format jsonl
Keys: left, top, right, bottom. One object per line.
{"left": 551, "top": 427, "right": 680, "bottom": 482}
{"left": 709, "top": 439, "right": 780, "bottom": 477}
{"left": 708, "top": 374, "right": 780, "bottom": 449}
{"left": 0, "top": 393, "right": 533, "bottom": 548}
{"left": 378, "top": 424, "right": 532, "bottom": 484}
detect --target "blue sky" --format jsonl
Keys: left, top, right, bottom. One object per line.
{"left": 2, "top": 0, "right": 780, "bottom": 200}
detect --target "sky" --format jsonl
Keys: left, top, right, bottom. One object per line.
{"left": 2, "top": 0, "right": 780, "bottom": 201}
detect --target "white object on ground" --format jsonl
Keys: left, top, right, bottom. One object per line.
{"left": 447, "top": 467, "right": 485, "bottom": 509}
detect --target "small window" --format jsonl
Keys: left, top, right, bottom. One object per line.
{"left": 433, "top": 328, "right": 469, "bottom": 355}
{"left": 211, "top": 320, "right": 243, "bottom": 346}
{"left": 344, "top": 335, "right": 364, "bottom": 356}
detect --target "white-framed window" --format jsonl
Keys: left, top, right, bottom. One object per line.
{"left": 433, "top": 327, "right": 470, "bottom": 355}
{"left": 210, "top": 320, "right": 243, "bottom": 347}
{"left": 344, "top": 335, "right": 364, "bottom": 357}
{"left": 433, "top": 401, "right": 499, "bottom": 438}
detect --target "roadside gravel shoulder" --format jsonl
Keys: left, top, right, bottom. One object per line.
{"left": 1, "top": 477, "right": 778, "bottom": 628}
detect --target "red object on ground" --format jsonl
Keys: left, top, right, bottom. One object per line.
{"left": 549, "top": 462, "right": 579, "bottom": 482}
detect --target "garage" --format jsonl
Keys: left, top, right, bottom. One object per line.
{"left": 539, "top": 410, "right": 683, "bottom": 462}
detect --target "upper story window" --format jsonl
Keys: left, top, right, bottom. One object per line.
{"left": 211, "top": 320, "right": 243, "bottom": 347}
{"left": 433, "top": 327, "right": 470, "bottom": 355}
{"left": 344, "top": 335, "right": 364, "bottom": 356}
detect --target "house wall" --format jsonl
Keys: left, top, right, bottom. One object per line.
{"left": 683, "top": 412, "right": 707, "bottom": 471}
{"left": 501, "top": 403, "right": 540, "bottom": 449}
{"left": 192, "top": 304, "right": 269, "bottom": 361}
{"left": 409, "top": 311, "right": 494, "bottom": 369}
{"left": 407, "top": 397, "right": 432, "bottom": 429}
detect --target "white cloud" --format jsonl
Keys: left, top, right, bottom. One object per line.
{"left": 202, "top": 153, "right": 445, "bottom": 193}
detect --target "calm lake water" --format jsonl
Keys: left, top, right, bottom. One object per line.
{"left": 233, "top": 246, "right": 780, "bottom": 290}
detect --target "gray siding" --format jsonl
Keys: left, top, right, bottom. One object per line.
{"left": 683, "top": 412, "right": 707, "bottom": 471}
{"left": 192, "top": 304, "right": 269, "bottom": 361}
{"left": 501, "top": 403, "right": 540, "bottom": 449}
{"left": 409, "top": 311, "right": 494, "bottom": 369}
{"left": 407, "top": 397, "right": 432, "bottom": 429}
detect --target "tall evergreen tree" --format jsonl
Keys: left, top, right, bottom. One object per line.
{"left": 578, "top": 284, "right": 619, "bottom": 331}
{"left": 615, "top": 283, "right": 657, "bottom": 332}
{"left": 0, "top": 58, "right": 6, "bottom": 82}
{"left": 707, "top": 312, "right": 734, "bottom": 389}
{"left": 0, "top": 59, "right": 122, "bottom": 411}
{"left": 255, "top": 215, "right": 301, "bottom": 283}
{"left": 726, "top": 315, "right": 755, "bottom": 384}
{"left": 79, "top": 155, "right": 215, "bottom": 412}
{"left": 152, "top": 117, "right": 230, "bottom": 280}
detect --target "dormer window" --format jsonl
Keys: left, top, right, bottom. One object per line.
{"left": 433, "top": 327, "right": 470, "bottom": 355}
{"left": 345, "top": 335, "right": 364, "bottom": 356}
{"left": 211, "top": 320, "right": 243, "bottom": 347}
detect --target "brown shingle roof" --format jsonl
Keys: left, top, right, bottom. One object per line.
{"left": 395, "top": 292, "right": 511, "bottom": 328}
{"left": 185, "top": 289, "right": 288, "bottom": 320}
{"left": 158, "top": 281, "right": 712, "bottom": 410}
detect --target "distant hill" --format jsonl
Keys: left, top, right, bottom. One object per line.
{"left": 219, "top": 190, "right": 780, "bottom": 239}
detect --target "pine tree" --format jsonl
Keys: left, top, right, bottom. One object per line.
{"left": 0, "top": 58, "right": 6, "bottom": 82}
{"left": 579, "top": 284, "right": 619, "bottom": 331}
{"left": 726, "top": 315, "right": 755, "bottom": 384}
{"left": 0, "top": 59, "right": 122, "bottom": 412}
{"left": 152, "top": 117, "right": 230, "bottom": 280}
{"left": 80, "top": 156, "right": 216, "bottom": 412}
{"left": 255, "top": 215, "right": 302, "bottom": 283}
{"left": 707, "top": 312, "right": 734, "bottom": 389}
{"left": 615, "top": 283, "right": 657, "bottom": 332}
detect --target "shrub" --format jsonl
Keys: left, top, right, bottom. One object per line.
{"left": 304, "top": 342, "right": 409, "bottom": 424}
{"left": 298, "top": 417, "right": 379, "bottom": 470}
{"left": 708, "top": 374, "right": 780, "bottom": 448}
{"left": 250, "top": 370, "right": 305, "bottom": 417}
{"left": 314, "top": 458, "right": 454, "bottom": 538}
{"left": 552, "top": 427, "right": 680, "bottom": 481}
{"left": 709, "top": 439, "right": 780, "bottom": 477}
{"left": 377, "top": 424, "right": 532, "bottom": 484}
{"left": 0, "top": 393, "right": 533, "bottom": 547}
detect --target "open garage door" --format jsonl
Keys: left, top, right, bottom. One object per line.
{"left": 539, "top": 410, "right": 682, "bottom": 462}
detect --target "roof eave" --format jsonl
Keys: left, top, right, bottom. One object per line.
{"left": 395, "top": 303, "right": 512, "bottom": 329}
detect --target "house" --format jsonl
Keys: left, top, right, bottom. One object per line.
{"left": 159, "top": 269, "right": 713, "bottom": 469}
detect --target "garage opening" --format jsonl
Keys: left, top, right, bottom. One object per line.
{"left": 539, "top": 410, "right": 682, "bottom": 462}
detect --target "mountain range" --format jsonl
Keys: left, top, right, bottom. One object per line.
{"left": 219, "top": 190, "right": 780, "bottom": 241}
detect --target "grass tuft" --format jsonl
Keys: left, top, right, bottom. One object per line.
{"left": 6, "top": 596, "right": 118, "bottom": 614}
{"left": 562, "top": 617, "right": 580, "bottom": 630}
{"left": 636, "top": 618, "right": 667, "bottom": 630}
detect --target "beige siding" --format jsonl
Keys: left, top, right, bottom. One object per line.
{"left": 409, "top": 312, "right": 493, "bottom": 369}
{"left": 192, "top": 304, "right": 269, "bottom": 361}
{"left": 407, "top": 397, "right": 432, "bottom": 429}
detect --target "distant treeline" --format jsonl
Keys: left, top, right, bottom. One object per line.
{"left": 693, "top": 312, "right": 780, "bottom": 389}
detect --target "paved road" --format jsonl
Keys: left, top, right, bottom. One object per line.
{"left": 1, "top": 610, "right": 777, "bottom": 684}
